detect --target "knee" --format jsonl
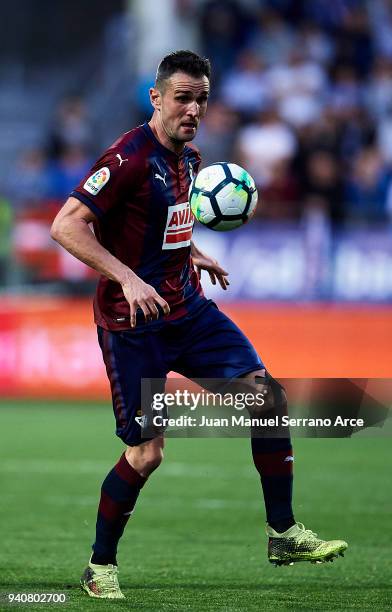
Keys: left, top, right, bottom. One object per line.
{"left": 241, "top": 370, "right": 287, "bottom": 416}
{"left": 125, "top": 437, "right": 164, "bottom": 478}
{"left": 141, "top": 451, "right": 163, "bottom": 475}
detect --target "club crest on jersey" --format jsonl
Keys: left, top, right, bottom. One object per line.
{"left": 162, "top": 202, "right": 194, "bottom": 250}
{"left": 83, "top": 167, "right": 110, "bottom": 195}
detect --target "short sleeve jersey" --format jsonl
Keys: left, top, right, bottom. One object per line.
{"left": 71, "top": 122, "right": 205, "bottom": 331}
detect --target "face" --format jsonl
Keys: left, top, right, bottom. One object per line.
{"left": 150, "top": 72, "right": 210, "bottom": 145}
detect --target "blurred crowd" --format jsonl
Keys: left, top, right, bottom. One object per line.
{"left": 7, "top": 0, "right": 392, "bottom": 224}
{"left": 0, "top": 97, "right": 97, "bottom": 287}
{"left": 2, "top": 0, "right": 392, "bottom": 287}
{"left": 7, "top": 97, "right": 95, "bottom": 211}
{"left": 195, "top": 0, "right": 392, "bottom": 224}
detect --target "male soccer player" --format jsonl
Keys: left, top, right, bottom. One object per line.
{"left": 51, "top": 50, "right": 347, "bottom": 600}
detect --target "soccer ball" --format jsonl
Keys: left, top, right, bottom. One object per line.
{"left": 189, "top": 162, "right": 258, "bottom": 231}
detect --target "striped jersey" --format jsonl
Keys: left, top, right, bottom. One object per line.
{"left": 71, "top": 122, "right": 205, "bottom": 330}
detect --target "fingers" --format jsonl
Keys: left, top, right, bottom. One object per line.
{"left": 194, "top": 256, "right": 228, "bottom": 277}
{"left": 130, "top": 299, "right": 155, "bottom": 326}
{"left": 148, "top": 302, "right": 160, "bottom": 320}
{"left": 123, "top": 277, "right": 171, "bottom": 328}
{"left": 213, "top": 264, "right": 229, "bottom": 276}
{"left": 129, "top": 295, "right": 170, "bottom": 327}
{"left": 139, "top": 302, "right": 152, "bottom": 324}
{"left": 209, "top": 271, "right": 230, "bottom": 291}
{"left": 143, "top": 299, "right": 161, "bottom": 322}
{"left": 130, "top": 301, "right": 137, "bottom": 328}
{"left": 206, "top": 259, "right": 228, "bottom": 276}
{"left": 154, "top": 295, "right": 170, "bottom": 316}
{"left": 194, "top": 258, "right": 229, "bottom": 290}
{"left": 217, "top": 274, "right": 230, "bottom": 291}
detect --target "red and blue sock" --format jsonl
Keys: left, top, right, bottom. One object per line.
{"left": 91, "top": 452, "right": 146, "bottom": 565}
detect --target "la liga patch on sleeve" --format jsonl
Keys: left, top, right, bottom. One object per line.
{"left": 83, "top": 167, "right": 111, "bottom": 195}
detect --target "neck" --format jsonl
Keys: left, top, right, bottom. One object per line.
{"left": 149, "top": 113, "right": 185, "bottom": 155}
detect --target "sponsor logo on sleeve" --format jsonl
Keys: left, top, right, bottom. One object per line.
{"left": 162, "top": 202, "right": 194, "bottom": 250}
{"left": 83, "top": 167, "right": 110, "bottom": 195}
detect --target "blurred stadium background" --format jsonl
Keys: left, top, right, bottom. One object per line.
{"left": 1, "top": 0, "right": 392, "bottom": 399}
{"left": 1, "top": 3, "right": 391, "bottom": 609}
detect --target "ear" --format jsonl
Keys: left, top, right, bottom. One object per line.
{"left": 149, "top": 87, "right": 161, "bottom": 111}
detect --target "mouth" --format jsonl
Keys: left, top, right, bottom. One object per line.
{"left": 181, "top": 122, "right": 197, "bottom": 130}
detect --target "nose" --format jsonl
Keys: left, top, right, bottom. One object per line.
{"left": 187, "top": 101, "right": 199, "bottom": 118}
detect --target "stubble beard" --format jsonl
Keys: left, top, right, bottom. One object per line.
{"left": 159, "top": 112, "right": 199, "bottom": 149}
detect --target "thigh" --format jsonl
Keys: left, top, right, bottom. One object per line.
{"left": 171, "top": 303, "right": 264, "bottom": 381}
{"left": 98, "top": 327, "right": 167, "bottom": 446}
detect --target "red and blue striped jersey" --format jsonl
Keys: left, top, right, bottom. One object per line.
{"left": 71, "top": 122, "right": 205, "bottom": 330}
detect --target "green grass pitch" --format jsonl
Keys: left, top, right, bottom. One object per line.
{"left": 0, "top": 401, "right": 391, "bottom": 611}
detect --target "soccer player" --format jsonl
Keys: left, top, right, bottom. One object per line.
{"left": 51, "top": 50, "right": 348, "bottom": 600}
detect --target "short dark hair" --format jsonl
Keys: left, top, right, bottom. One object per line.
{"left": 155, "top": 50, "right": 211, "bottom": 90}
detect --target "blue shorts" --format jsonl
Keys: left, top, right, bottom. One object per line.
{"left": 98, "top": 301, "right": 264, "bottom": 446}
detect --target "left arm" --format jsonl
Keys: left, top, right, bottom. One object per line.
{"left": 191, "top": 240, "right": 229, "bottom": 290}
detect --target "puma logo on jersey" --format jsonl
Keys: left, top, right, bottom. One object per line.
{"left": 162, "top": 202, "right": 194, "bottom": 250}
{"left": 116, "top": 153, "right": 128, "bottom": 166}
{"left": 154, "top": 172, "right": 167, "bottom": 187}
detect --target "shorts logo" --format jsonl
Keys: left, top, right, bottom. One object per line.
{"left": 163, "top": 202, "right": 194, "bottom": 250}
{"left": 83, "top": 167, "right": 110, "bottom": 195}
{"left": 135, "top": 415, "right": 147, "bottom": 427}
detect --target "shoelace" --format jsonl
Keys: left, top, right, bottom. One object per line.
{"left": 95, "top": 568, "right": 119, "bottom": 593}
{"left": 295, "top": 523, "right": 319, "bottom": 542}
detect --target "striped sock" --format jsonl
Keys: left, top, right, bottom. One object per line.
{"left": 91, "top": 452, "right": 146, "bottom": 565}
{"left": 251, "top": 437, "right": 295, "bottom": 532}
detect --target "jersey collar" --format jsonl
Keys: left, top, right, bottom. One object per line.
{"left": 142, "top": 122, "right": 189, "bottom": 159}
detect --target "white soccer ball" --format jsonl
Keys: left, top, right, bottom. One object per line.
{"left": 189, "top": 162, "right": 258, "bottom": 231}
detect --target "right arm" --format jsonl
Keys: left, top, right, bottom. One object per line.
{"left": 51, "top": 196, "right": 170, "bottom": 327}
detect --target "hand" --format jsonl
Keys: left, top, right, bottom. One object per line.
{"left": 191, "top": 242, "right": 229, "bottom": 290}
{"left": 121, "top": 272, "right": 170, "bottom": 328}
